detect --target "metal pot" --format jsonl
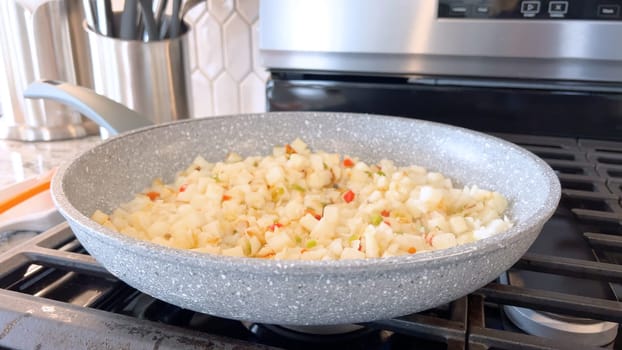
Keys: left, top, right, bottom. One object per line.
{"left": 24, "top": 80, "right": 561, "bottom": 325}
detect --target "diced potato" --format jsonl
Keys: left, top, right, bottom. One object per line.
{"left": 287, "top": 153, "right": 309, "bottom": 170}
{"left": 225, "top": 152, "right": 242, "bottom": 163}
{"left": 266, "top": 232, "right": 295, "bottom": 252}
{"left": 327, "top": 238, "right": 344, "bottom": 257}
{"left": 92, "top": 210, "right": 109, "bottom": 224}
{"left": 322, "top": 205, "right": 339, "bottom": 224}
{"left": 341, "top": 247, "right": 366, "bottom": 260}
{"left": 290, "top": 138, "right": 308, "bottom": 154}
{"left": 300, "top": 213, "right": 319, "bottom": 232}
{"left": 449, "top": 216, "right": 468, "bottom": 234}
{"left": 192, "top": 245, "right": 221, "bottom": 254}
{"left": 307, "top": 170, "right": 332, "bottom": 189}
{"left": 419, "top": 186, "right": 444, "bottom": 207}
{"left": 301, "top": 247, "right": 329, "bottom": 260}
{"left": 265, "top": 166, "right": 284, "bottom": 186}
{"left": 245, "top": 191, "right": 265, "bottom": 209}
{"left": 431, "top": 233, "right": 457, "bottom": 250}
{"left": 310, "top": 218, "right": 337, "bottom": 242}
{"left": 222, "top": 246, "right": 245, "bottom": 257}
{"left": 363, "top": 226, "right": 380, "bottom": 258}
{"left": 94, "top": 139, "right": 512, "bottom": 261}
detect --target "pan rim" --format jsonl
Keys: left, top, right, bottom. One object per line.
{"left": 52, "top": 111, "right": 561, "bottom": 273}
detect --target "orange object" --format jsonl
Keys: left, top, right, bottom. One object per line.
{"left": 343, "top": 189, "right": 355, "bottom": 203}
{"left": 285, "top": 144, "right": 296, "bottom": 154}
{"left": 306, "top": 209, "right": 321, "bottom": 220}
{"left": 0, "top": 168, "right": 57, "bottom": 214}
{"left": 408, "top": 247, "right": 417, "bottom": 254}
{"left": 343, "top": 158, "right": 354, "bottom": 167}
{"left": 146, "top": 191, "right": 160, "bottom": 201}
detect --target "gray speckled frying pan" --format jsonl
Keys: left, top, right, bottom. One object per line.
{"left": 24, "top": 81, "right": 560, "bottom": 325}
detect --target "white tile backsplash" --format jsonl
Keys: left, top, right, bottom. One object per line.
{"left": 213, "top": 72, "right": 240, "bottom": 115}
{"left": 208, "top": 0, "right": 235, "bottom": 22}
{"left": 185, "top": 0, "right": 267, "bottom": 117}
{"left": 194, "top": 14, "right": 224, "bottom": 79}
{"left": 240, "top": 73, "right": 265, "bottom": 113}
{"left": 191, "top": 71, "right": 214, "bottom": 116}
{"left": 236, "top": 0, "right": 259, "bottom": 23}
{"left": 223, "top": 14, "right": 252, "bottom": 82}
{"left": 110, "top": 0, "right": 267, "bottom": 117}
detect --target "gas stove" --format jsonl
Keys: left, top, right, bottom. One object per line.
{"left": 3, "top": 0, "right": 622, "bottom": 346}
{"left": 0, "top": 133, "right": 620, "bottom": 349}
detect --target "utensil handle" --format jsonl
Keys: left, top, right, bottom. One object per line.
{"left": 139, "top": 0, "right": 158, "bottom": 41}
{"left": 23, "top": 80, "right": 154, "bottom": 136}
{"left": 169, "top": 0, "right": 182, "bottom": 38}
{"left": 154, "top": 0, "right": 168, "bottom": 31}
{"left": 120, "top": 0, "right": 138, "bottom": 39}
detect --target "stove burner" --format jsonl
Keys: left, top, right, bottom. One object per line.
{"left": 503, "top": 305, "right": 618, "bottom": 346}
{"left": 243, "top": 321, "right": 381, "bottom": 348}
{"left": 278, "top": 324, "right": 365, "bottom": 334}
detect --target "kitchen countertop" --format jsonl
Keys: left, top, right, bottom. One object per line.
{"left": 0, "top": 136, "right": 102, "bottom": 188}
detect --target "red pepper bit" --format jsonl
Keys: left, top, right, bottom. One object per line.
{"left": 146, "top": 191, "right": 160, "bottom": 201}
{"left": 343, "top": 158, "right": 355, "bottom": 167}
{"left": 408, "top": 247, "right": 417, "bottom": 254}
{"left": 179, "top": 184, "right": 188, "bottom": 192}
{"left": 222, "top": 194, "right": 232, "bottom": 201}
{"left": 343, "top": 189, "right": 355, "bottom": 203}
{"left": 380, "top": 210, "right": 390, "bottom": 217}
{"left": 268, "top": 223, "right": 283, "bottom": 231}
{"left": 306, "top": 209, "right": 322, "bottom": 220}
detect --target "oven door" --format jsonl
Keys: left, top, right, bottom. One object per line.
{"left": 267, "top": 72, "right": 622, "bottom": 142}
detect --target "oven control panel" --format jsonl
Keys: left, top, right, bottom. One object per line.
{"left": 438, "top": 0, "right": 622, "bottom": 20}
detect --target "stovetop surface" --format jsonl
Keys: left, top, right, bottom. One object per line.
{"left": 0, "top": 134, "right": 621, "bottom": 350}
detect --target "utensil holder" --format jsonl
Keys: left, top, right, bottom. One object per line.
{"left": 84, "top": 16, "right": 192, "bottom": 138}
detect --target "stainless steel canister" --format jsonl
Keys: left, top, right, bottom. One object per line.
{"left": 0, "top": 0, "right": 93, "bottom": 141}
{"left": 85, "top": 17, "right": 192, "bottom": 137}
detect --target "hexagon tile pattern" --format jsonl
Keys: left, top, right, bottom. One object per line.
{"left": 185, "top": 0, "right": 268, "bottom": 117}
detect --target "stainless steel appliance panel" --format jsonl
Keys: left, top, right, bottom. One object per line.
{"left": 260, "top": 0, "right": 622, "bottom": 82}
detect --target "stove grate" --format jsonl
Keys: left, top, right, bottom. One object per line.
{"left": 0, "top": 135, "right": 621, "bottom": 349}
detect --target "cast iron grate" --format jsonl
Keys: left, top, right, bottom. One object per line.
{"left": 0, "top": 135, "right": 621, "bottom": 349}
{"left": 0, "top": 225, "right": 466, "bottom": 349}
{"left": 468, "top": 134, "right": 622, "bottom": 350}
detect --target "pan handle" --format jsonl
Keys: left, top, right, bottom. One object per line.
{"left": 24, "top": 80, "right": 154, "bottom": 136}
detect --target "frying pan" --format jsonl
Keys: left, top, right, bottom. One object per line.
{"left": 24, "top": 81, "right": 560, "bottom": 325}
